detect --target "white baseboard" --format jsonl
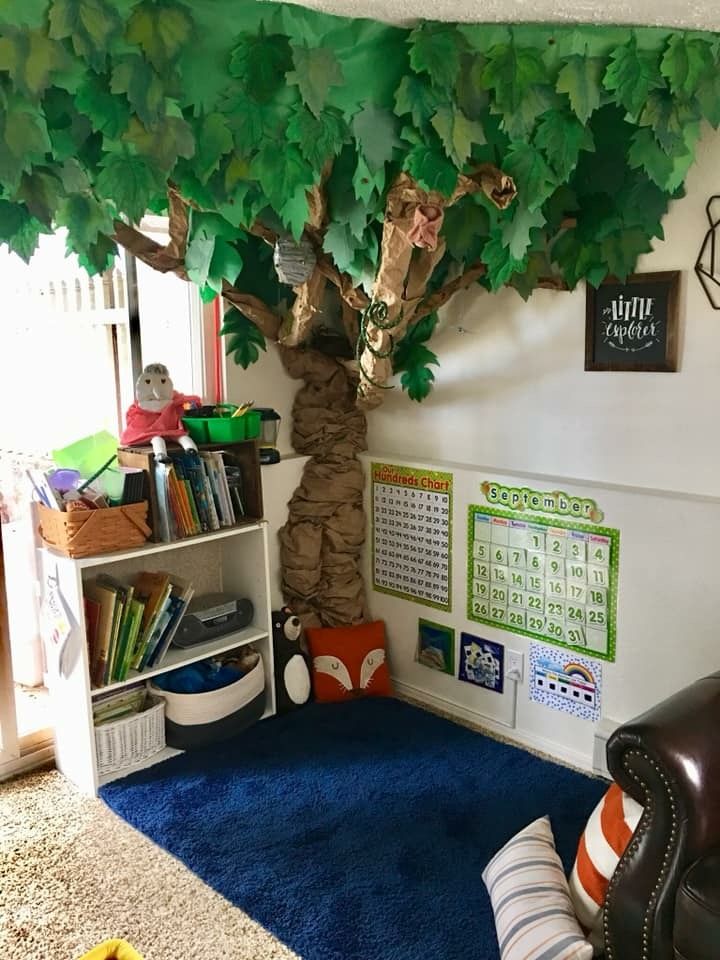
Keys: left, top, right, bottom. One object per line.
{"left": 394, "top": 679, "right": 595, "bottom": 775}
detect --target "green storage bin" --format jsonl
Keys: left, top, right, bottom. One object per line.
{"left": 182, "top": 417, "right": 210, "bottom": 444}
{"left": 244, "top": 410, "right": 261, "bottom": 439}
{"left": 207, "top": 415, "right": 246, "bottom": 442}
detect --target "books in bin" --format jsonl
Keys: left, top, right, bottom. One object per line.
{"left": 83, "top": 572, "right": 194, "bottom": 687}
{"left": 152, "top": 450, "right": 243, "bottom": 542}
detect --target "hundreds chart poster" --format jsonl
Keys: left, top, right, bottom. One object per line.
{"left": 372, "top": 462, "right": 452, "bottom": 611}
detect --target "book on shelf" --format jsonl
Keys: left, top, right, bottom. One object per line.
{"left": 92, "top": 683, "right": 148, "bottom": 726}
{"left": 84, "top": 572, "right": 194, "bottom": 687}
{"left": 146, "top": 575, "right": 194, "bottom": 668}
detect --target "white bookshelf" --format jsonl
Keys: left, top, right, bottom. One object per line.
{"left": 40, "top": 522, "right": 275, "bottom": 795}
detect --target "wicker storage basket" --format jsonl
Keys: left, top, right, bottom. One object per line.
{"left": 94, "top": 695, "right": 165, "bottom": 777}
{"left": 36, "top": 501, "right": 151, "bottom": 558}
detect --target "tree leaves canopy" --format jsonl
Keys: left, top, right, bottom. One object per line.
{"left": 0, "top": 3, "right": 716, "bottom": 397}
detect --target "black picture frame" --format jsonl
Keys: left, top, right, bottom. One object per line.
{"left": 585, "top": 271, "right": 680, "bottom": 372}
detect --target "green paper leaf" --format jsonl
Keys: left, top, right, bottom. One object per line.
{"left": 696, "top": 63, "right": 720, "bottom": 128}
{"left": 95, "top": 152, "right": 166, "bottom": 221}
{"left": 126, "top": 0, "right": 193, "bottom": 72}
{"left": 555, "top": 55, "right": 605, "bottom": 125}
{"left": 408, "top": 24, "right": 465, "bottom": 92}
{"left": 404, "top": 144, "right": 457, "bottom": 196}
{"left": 229, "top": 29, "right": 293, "bottom": 104}
{"left": 194, "top": 112, "right": 234, "bottom": 184}
{"left": 76, "top": 233, "right": 117, "bottom": 275}
{"left": 500, "top": 204, "right": 546, "bottom": 260}
{"left": 48, "top": 0, "right": 122, "bottom": 72}
{"left": 431, "top": 104, "right": 485, "bottom": 168}
{"left": 288, "top": 43, "right": 343, "bottom": 118}
{"left": 394, "top": 74, "right": 443, "bottom": 129}
{"left": 75, "top": 73, "right": 131, "bottom": 138}
{"left": 323, "top": 220, "right": 358, "bottom": 274}
{"left": 353, "top": 151, "right": 385, "bottom": 205}
{"left": 221, "top": 305, "right": 266, "bottom": 369}
{"left": 56, "top": 192, "right": 114, "bottom": 260}
{"left": 628, "top": 127, "right": 694, "bottom": 192}
{"left": 0, "top": 28, "right": 75, "bottom": 98}
{"left": 17, "top": 167, "right": 63, "bottom": 224}
{"left": 393, "top": 312, "right": 439, "bottom": 403}
{"left": 481, "top": 231, "right": 528, "bottom": 290}
{"left": 0, "top": 98, "right": 51, "bottom": 190}
{"left": 503, "top": 141, "right": 557, "bottom": 212}
{"left": 660, "top": 34, "right": 713, "bottom": 97}
{"left": 287, "top": 106, "right": 347, "bottom": 172}
{"left": 251, "top": 142, "right": 314, "bottom": 213}
{"left": 123, "top": 111, "right": 195, "bottom": 174}
{"left": 534, "top": 109, "right": 595, "bottom": 181}
{"left": 600, "top": 228, "right": 653, "bottom": 281}
{"left": 352, "top": 103, "right": 401, "bottom": 174}
{"left": 455, "top": 54, "right": 489, "bottom": 121}
{"left": 551, "top": 230, "right": 605, "bottom": 289}
{"left": 203, "top": 237, "right": 244, "bottom": 297}
{"left": 639, "top": 90, "right": 701, "bottom": 155}
{"left": 498, "top": 83, "right": 558, "bottom": 141}
{"left": 509, "top": 249, "right": 553, "bottom": 300}
{"left": 441, "top": 199, "right": 490, "bottom": 262}
{"left": 111, "top": 55, "right": 165, "bottom": 127}
{"left": 279, "top": 184, "right": 310, "bottom": 241}
{"left": 603, "top": 37, "right": 664, "bottom": 120}
{"left": 481, "top": 43, "right": 547, "bottom": 115}
{"left": 0, "top": 199, "right": 51, "bottom": 260}
{"left": 220, "top": 88, "right": 281, "bottom": 156}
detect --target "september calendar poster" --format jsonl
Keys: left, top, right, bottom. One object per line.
{"left": 372, "top": 462, "right": 453, "bottom": 611}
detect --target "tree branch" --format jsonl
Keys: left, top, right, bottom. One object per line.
{"left": 412, "top": 261, "right": 487, "bottom": 323}
{"left": 112, "top": 218, "right": 282, "bottom": 341}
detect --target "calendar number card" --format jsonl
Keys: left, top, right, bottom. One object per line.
{"left": 467, "top": 505, "right": 619, "bottom": 661}
{"left": 372, "top": 462, "right": 452, "bottom": 611}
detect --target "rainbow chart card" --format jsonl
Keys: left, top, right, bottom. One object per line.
{"left": 529, "top": 642, "right": 602, "bottom": 721}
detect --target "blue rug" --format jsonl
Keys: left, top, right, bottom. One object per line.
{"left": 101, "top": 698, "right": 606, "bottom": 960}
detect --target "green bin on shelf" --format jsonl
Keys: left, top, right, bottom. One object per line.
{"left": 182, "top": 417, "right": 210, "bottom": 444}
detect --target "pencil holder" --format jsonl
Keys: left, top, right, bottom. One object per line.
{"left": 36, "top": 501, "right": 151, "bottom": 558}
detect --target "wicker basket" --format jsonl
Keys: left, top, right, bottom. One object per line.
{"left": 36, "top": 500, "right": 151, "bottom": 558}
{"left": 94, "top": 696, "right": 166, "bottom": 777}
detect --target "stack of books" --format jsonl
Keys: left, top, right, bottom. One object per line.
{"left": 154, "top": 450, "right": 245, "bottom": 542}
{"left": 83, "top": 570, "right": 195, "bottom": 688}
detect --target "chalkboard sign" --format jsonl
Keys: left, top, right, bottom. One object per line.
{"left": 585, "top": 271, "right": 679, "bottom": 372}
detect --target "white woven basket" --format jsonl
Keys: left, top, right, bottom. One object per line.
{"left": 94, "top": 696, "right": 166, "bottom": 777}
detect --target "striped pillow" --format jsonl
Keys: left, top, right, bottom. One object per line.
{"left": 568, "top": 783, "right": 643, "bottom": 948}
{"left": 482, "top": 815, "right": 593, "bottom": 960}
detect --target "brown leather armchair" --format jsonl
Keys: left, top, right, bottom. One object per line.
{"left": 603, "top": 671, "right": 720, "bottom": 960}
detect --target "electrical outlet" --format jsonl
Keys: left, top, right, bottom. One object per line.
{"left": 506, "top": 649, "right": 524, "bottom": 683}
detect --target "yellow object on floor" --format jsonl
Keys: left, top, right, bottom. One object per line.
{"left": 78, "top": 940, "right": 143, "bottom": 960}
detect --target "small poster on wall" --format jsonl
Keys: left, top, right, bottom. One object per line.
{"left": 372, "top": 461, "right": 452, "bottom": 610}
{"left": 458, "top": 632, "right": 504, "bottom": 694}
{"left": 529, "top": 641, "right": 602, "bottom": 721}
{"left": 585, "top": 271, "right": 679, "bottom": 372}
{"left": 416, "top": 619, "right": 455, "bottom": 675}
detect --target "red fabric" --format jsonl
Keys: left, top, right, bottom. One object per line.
{"left": 306, "top": 621, "right": 392, "bottom": 702}
{"left": 120, "top": 391, "right": 202, "bottom": 446}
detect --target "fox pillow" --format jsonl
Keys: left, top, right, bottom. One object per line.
{"left": 306, "top": 621, "right": 392, "bottom": 702}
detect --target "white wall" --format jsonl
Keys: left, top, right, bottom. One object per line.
{"left": 362, "top": 127, "right": 720, "bottom": 768}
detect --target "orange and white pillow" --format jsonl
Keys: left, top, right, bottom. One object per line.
{"left": 568, "top": 782, "right": 643, "bottom": 950}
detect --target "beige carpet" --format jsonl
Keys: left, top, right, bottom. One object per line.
{"left": 0, "top": 766, "right": 300, "bottom": 960}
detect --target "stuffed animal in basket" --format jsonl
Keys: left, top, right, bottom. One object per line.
{"left": 272, "top": 607, "right": 312, "bottom": 714}
{"left": 120, "top": 362, "right": 202, "bottom": 462}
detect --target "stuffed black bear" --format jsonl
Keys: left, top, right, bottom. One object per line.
{"left": 272, "top": 606, "right": 312, "bottom": 714}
